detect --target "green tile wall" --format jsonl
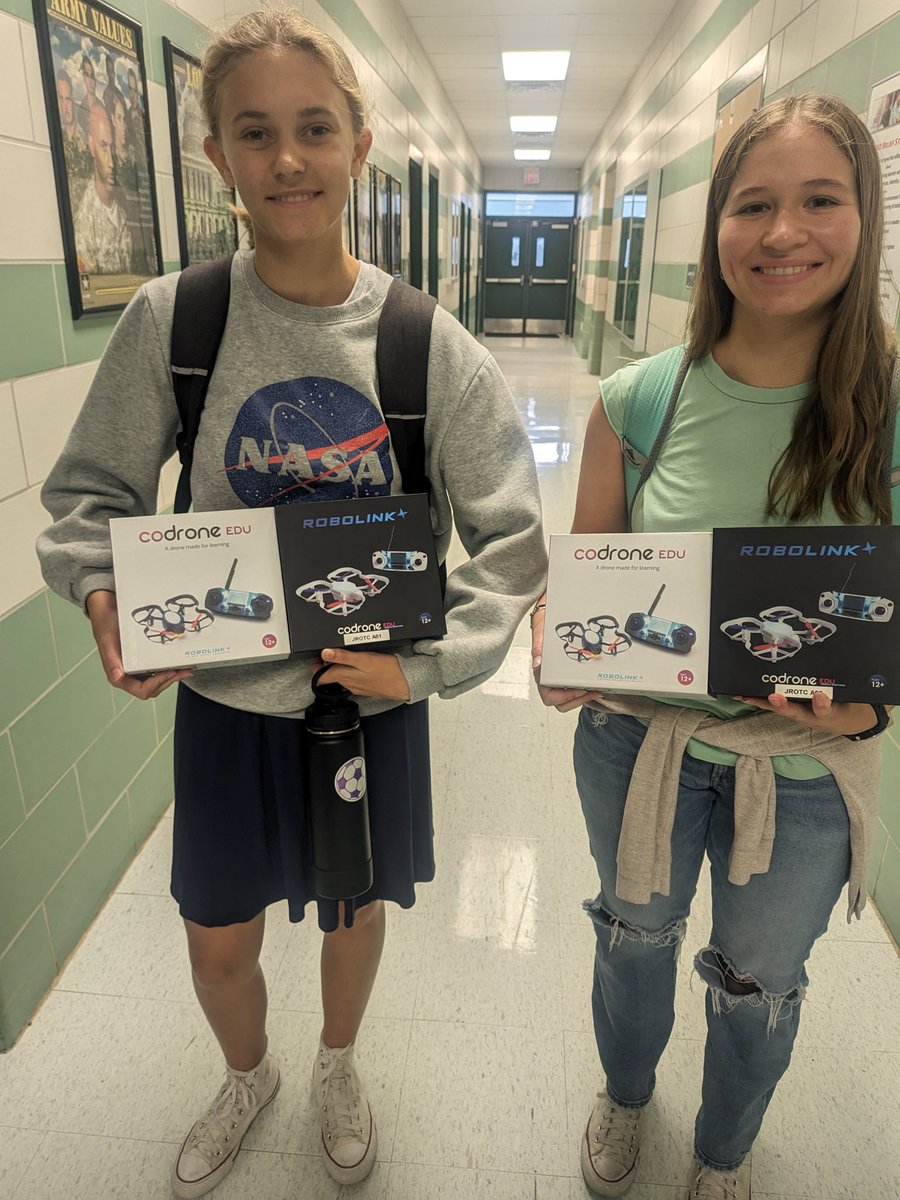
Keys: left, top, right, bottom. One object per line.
{"left": 0, "top": 733, "right": 25, "bottom": 847}
{"left": 44, "top": 795, "right": 134, "bottom": 967}
{"left": 0, "top": 594, "right": 58, "bottom": 732}
{"left": 77, "top": 699, "right": 158, "bottom": 830}
{"left": 11, "top": 657, "right": 113, "bottom": 811}
{"left": 0, "top": 265, "right": 64, "bottom": 381}
{"left": 0, "top": 771, "right": 84, "bottom": 954}
{"left": 0, "top": 911, "right": 56, "bottom": 1052}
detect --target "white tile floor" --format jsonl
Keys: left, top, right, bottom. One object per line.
{"left": 2, "top": 337, "right": 899, "bottom": 1199}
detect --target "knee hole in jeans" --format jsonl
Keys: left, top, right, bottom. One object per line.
{"left": 694, "top": 946, "right": 806, "bottom": 1033}
{"left": 584, "top": 897, "right": 687, "bottom": 955}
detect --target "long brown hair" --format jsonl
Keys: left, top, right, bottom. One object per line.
{"left": 687, "top": 93, "right": 895, "bottom": 524}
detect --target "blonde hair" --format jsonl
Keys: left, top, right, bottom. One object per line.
{"left": 201, "top": 6, "right": 368, "bottom": 140}
{"left": 687, "top": 93, "right": 895, "bottom": 524}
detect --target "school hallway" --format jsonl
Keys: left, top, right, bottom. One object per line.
{"left": 1, "top": 336, "right": 898, "bottom": 1200}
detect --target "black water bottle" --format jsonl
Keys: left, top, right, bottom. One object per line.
{"left": 303, "top": 667, "right": 373, "bottom": 900}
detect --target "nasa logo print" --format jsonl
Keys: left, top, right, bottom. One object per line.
{"left": 224, "top": 377, "right": 394, "bottom": 506}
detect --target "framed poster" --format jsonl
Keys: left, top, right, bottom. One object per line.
{"left": 33, "top": 0, "right": 162, "bottom": 318}
{"left": 356, "top": 161, "right": 373, "bottom": 263}
{"left": 390, "top": 176, "right": 402, "bottom": 277}
{"left": 374, "top": 167, "right": 392, "bottom": 273}
{"left": 162, "top": 39, "right": 237, "bottom": 267}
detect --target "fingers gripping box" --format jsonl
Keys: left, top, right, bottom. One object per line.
{"left": 110, "top": 510, "right": 290, "bottom": 673}
{"left": 541, "top": 533, "right": 713, "bottom": 695}
{"left": 275, "top": 493, "right": 446, "bottom": 652}
{"left": 709, "top": 526, "right": 900, "bottom": 702}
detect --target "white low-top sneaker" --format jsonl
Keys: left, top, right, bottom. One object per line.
{"left": 581, "top": 1090, "right": 644, "bottom": 1196}
{"left": 312, "top": 1039, "right": 377, "bottom": 1184}
{"left": 690, "top": 1155, "right": 752, "bottom": 1199}
{"left": 171, "top": 1052, "right": 280, "bottom": 1199}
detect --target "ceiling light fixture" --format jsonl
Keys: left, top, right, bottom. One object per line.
{"left": 502, "top": 51, "right": 570, "bottom": 82}
{"left": 514, "top": 149, "right": 551, "bottom": 161}
{"left": 509, "top": 116, "right": 558, "bottom": 133}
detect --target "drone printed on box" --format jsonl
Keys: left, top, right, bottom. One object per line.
{"left": 719, "top": 606, "right": 836, "bottom": 663}
{"left": 297, "top": 567, "right": 390, "bottom": 617}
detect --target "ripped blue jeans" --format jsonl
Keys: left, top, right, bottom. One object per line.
{"left": 573, "top": 710, "right": 851, "bottom": 1172}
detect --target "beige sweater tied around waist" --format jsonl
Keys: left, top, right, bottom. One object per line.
{"left": 586, "top": 696, "right": 883, "bottom": 920}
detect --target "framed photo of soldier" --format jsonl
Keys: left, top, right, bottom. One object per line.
{"left": 162, "top": 39, "right": 238, "bottom": 268}
{"left": 33, "top": 0, "right": 163, "bottom": 318}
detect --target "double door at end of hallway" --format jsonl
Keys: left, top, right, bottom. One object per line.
{"left": 483, "top": 217, "right": 573, "bottom": 336}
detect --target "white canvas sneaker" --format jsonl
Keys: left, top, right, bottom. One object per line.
{"left": 171, "top": 1052, "right": 280, "bottom": 1198}
{"left": 690, "top": 1155, "right": 752, "bottom": 1199}
{"left": 581, "top": 1090, "right": 644, "bottom": 1196}
{"left": 312, "top": 1039, "right": 377, "bottom": 1184}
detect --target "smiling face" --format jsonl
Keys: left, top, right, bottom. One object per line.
{"left": 204, "top": 47, "right": 370, "bottom": 262}
{"left": 717, "top": 124, "right": 861, "bottom": 333}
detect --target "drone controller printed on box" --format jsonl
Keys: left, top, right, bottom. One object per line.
{"left": 541, "top": 533, "right": 713, "bottom": 696}
{"left": 110, "top": 495, "right": 445, "bottom": 673}
{"left": 709, "top": 526, "right": 900, "bottom": 703}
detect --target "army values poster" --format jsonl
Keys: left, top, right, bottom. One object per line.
{"left": 34, "top": 0, "right": 162, "bottom": 317}
{"left": 162, "top": 39, "right": 238, "bottom": 267}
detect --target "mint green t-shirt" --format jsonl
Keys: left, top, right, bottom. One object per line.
{"left": 602, "top": 352, "right": 842, "bottom": 780}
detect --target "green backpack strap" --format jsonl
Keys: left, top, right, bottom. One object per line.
{"left": 620, "top": 345, "right": 690, "bottom": 518}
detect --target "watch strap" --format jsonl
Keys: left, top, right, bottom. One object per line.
{"left": 845, "top": 703, "right": 890, "bottom": 741}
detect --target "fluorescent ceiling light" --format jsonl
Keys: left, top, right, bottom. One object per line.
{"left": 502, "top": 51, "right": 570, "bottom": 82}
{"left": 510, "top": 116, "right": 558, "bottom": 133}
{"left": 514, "top": 149, "right": 551, "bottom": 161}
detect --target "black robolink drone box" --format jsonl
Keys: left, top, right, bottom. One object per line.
{"left": 275, "top": 493, "right": 446, "bottom": 652}
{"left": 709, "top": 526, "right": 900, "bottom": 702}
{"left": 541, "top": 533, "right": 712, "bottom": 696}
{"left": 110, "top": 509, "right": 291, "bottom": 673}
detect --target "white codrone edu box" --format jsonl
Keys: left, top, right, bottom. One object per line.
{"left": 541, "top": 533, "right": 712, "bottom": 696}
{"left": 110, "top": 509, "right": 290, "bottom": 673}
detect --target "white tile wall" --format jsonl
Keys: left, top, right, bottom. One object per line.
{"left": 812, "top": 0, "right": 859, "bottom": 68}
{"left": 147, "top": 82, "right": 173, "bottom": 179}
{"left": 0, "top": 383, "right": 28, "bottom": 502}
{"left": 749, "top": 0, "right": 777, "bottom": 57}
{"left": 855, "top": 0, "right": 900, "bottom": 40}
{"left": 20, "top": 22, "right": 50, "bottom": 149}
{"left": 0, "top": 487, "right": 52, "bottom": 618}
{"left": 13, "top": 361, "right": 98, "bottom": 487}
{"left": 0, "top": 14, "right": 35, "bottom": 144}
{"left": 773, "top": 0, "right": 805, "bottom": 35}
{"left": 178, "top": 0, "right": 227, "bottom": 27}
{"left": 646, "top": 293, "right": 691, "bottom": 342}
{"left": 778, "top": 5, "right": 818, "bottom": 87}
{"left": 157, "top": 173, "right": 180, "bottom": 264}
{"left": 0, "top": 142, "right": 65, "bottom": 262}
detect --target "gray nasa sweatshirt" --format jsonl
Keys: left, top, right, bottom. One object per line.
{"left": 37, "top": 253, "right": 546, "bottom": 717}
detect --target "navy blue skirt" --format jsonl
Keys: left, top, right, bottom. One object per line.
{"left": 171, "top": 684, "right": 434, "bottom": 931}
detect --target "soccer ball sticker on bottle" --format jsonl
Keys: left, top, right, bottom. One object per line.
{"left": 335, "top": 756, "right": 366, "bottom": 802}
{"left": 304, "top": 668, "right": 373, "bottom": 900}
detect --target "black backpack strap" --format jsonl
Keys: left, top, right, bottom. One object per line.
{"left": 377, "top": 279, "right": 437, "bottom": 496}
{"left": 171, "top": 257, "right": 233, "bottom": 513}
